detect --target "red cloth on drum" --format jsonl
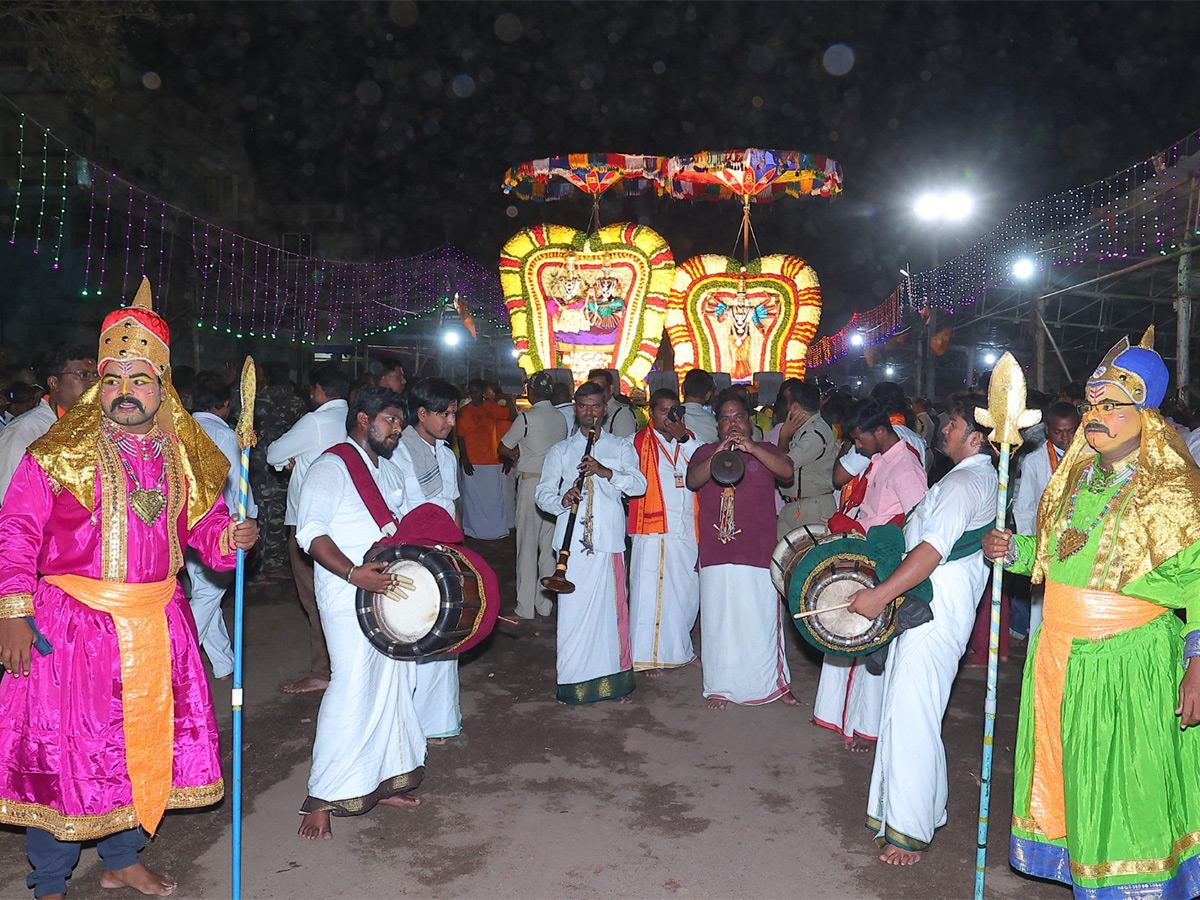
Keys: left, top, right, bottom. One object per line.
{"left": 396, "top": 502, "right": 501, "bottom": 656}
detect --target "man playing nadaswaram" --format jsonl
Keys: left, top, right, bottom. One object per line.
{"left": 0, "top": 278, "right": 257, "bottom": 899}
{"left": 984, "top": 327, "right": 1200, "bottom": 899}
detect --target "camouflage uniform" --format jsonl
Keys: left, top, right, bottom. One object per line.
{"left": 252, "top": 385, "right": 307, "bottom": 572}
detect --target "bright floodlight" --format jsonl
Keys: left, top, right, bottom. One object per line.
{"left": 510, "top": 347, "right": 520, "bottom": 358}
{"left": 885, "top": 365, "right": 895, "bottom": 377}
{"left": 914, "top": 194, "right": 942, "bottom": 220}
{"left": 443, "top": 330, "right": 460, "bottom": 347}
{"left": 849, "top": 332, "right": 865, "bottom": 347}
{"left": 914, "top": 191, "right": 974, "bottom": 222}
{"left": 1012, "top": 258, "right": 1036, "bottom": 281}
{"left": 942, "top": 191, "right": 974, "bottom": 221}
{"left": 983, "top": 351, "right": 997, "bottom": 366}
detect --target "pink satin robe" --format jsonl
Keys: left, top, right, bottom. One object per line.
{"left": 0, "top": 449, "right": 232, "bottom": 838}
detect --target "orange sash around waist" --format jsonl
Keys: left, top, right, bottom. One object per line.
{"left": 1030, "top": 581, "right": 1163, "bottom": 840}
{"left": 45, "top": 573, "right": 177, "bottom": 836}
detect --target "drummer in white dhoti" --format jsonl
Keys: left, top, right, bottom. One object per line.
{"left": 297, "top": 387, "right": 424, "bottom": 841}
{"left": 389, "top": 377, "right": 465, "bottom": 742}
{"left": 814, "top": 397, "right": 928, "bottom": 752}
{"left": 845, "top": 392, "right": 997, "bottom": 865}
{"left": 688, "top": 390, "right": 800, "bottom": 710}
{"left": 628, "top": 389, "right": 700, "bottom": 675}
{"left": 535, "top": 382, "right": 647, "bottom": 704}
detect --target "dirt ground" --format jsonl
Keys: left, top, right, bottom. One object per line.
{"left": 0, "top": 534, "right": 1067, "bottom": 900}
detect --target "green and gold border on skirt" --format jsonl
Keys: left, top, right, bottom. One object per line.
{"left": 557, "top": 669, "right": 636, "bottom": 705}
{"left": 301, "top": 767, "right": 425, "bottom": 817}
{"left": 865, "top": 814, "right": 936, "bottom": 852}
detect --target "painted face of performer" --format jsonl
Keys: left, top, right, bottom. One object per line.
{"left": 1045, "top": 412, "right": 1081, "bottom": 453}
{"left": 365, "top": 405, "right": 405, "bottom": 460}
{"left": 1080, "top": 382, "right": 1142, "bottom": 460}
{"left": 417, "top": 401, "right": 457, "bottom": 442}
{"left": 574, "top": 392, "right": 607, "bottom": 432}
{"left": 99, "top": 359, "right": 164, "bottom": 433}
{"left": 716, "top": 399, "right": 751, "bottom": 441}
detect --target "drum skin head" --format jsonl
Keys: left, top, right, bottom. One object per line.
{"left": 375, "top": 559, "right": 440, "bottom": 643}
{"left": 356, "top": 542, "right": 485, "bottom": 660}
{"left": 770, "top": 523, "right": 832, "bottom": 595}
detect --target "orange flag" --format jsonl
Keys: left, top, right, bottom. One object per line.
{"left": 930, "top": 327, "right": 952, "bottom": 357}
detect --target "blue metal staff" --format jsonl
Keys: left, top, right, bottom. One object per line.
{"left": 972, "top": 352, "right": 1039, "bottom": 899}
{"left": 232, "top": 357, "right": 257, "bottom": 900}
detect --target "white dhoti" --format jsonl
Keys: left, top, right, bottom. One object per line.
{"left": 461, "top": 464, "right": 509, "bottom": 539}
{"left": 412, "top": 657, "right": 462, "bottom": 739}
{"left": 813, "top": 655, "right": 884, "bottom": 743}
{"left": 629, "top": 534, "right": 699, "bottom": 671}
{"left": 514, "top": 473, "right": 556, "bottom": 618}
{"left": 699, "top": 564, "right": 792, "bottom": 705}
{"left": 184, "top": 547, "right": 234, "bottom": 679}
{"left": 556, "top": 550, "right": 634, "bottom": 703}
{"left": 304, "top": 597, "right": 426, "bottom": 812}
{"left": 866, "top": 554, "right": 987, "bottom": 849}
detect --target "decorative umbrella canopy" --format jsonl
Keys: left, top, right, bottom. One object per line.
{"left": 664, "top": 149, "right": 842, "bottom": 203}
{"left": 502, "top": 153, "right": 665, "bottom": 202}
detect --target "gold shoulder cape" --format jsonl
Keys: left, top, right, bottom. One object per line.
{"left": 1031, "top": 408, "right": 1200, "bottom": 589}
{"left": 27, "top": 371, "right": 228, "bottom": 530}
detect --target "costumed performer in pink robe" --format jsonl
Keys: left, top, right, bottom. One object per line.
{"left": 0, "top": 278, "right": 258, "bottom": 899}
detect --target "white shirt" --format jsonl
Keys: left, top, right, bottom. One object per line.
{"left": 647, "top": 430, "right": 697, "bottom": 537}
{"left": 1012, "top": 442, "right": 1063, "bottom": 535}
{"left": 903, "top": 453, "right": 997, "bottom": 559}
{"left": 0, "top": 399, "right": 56, "bottom": 505}
{"left": 555, "top": 402, "right": 576, "bottom": 434}
{"left": 500, "top": 400, "right": 569, "bottom": 475}
{"left": 535, "top": 429, "right": 647, "bottom": 553}
{"left": 296, "top": 439, "right": 408, "bottom": 603}
{"left": 682, "top": 401, "right": 718, "bottom": 445}
{"left": 193, "top": 411, "right": 258, "bottom": 519}
{"left": 266, "top": 398, "right": 349, "bottom": 526}
{"left": 387, "top": 435, "right": 460, "bottom": 519}
{"left": 1186, "top": 429, "right": 1200, "bottom": 467}
{"left": 839, "top": 423, "right": 927, "bottom": 478}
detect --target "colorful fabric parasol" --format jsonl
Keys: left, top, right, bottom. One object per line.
{"left": 664, "top": 149, "right": 842, "bottom": 203}
{"left": 502, "top": 153, "right": 666, "bottom": 202}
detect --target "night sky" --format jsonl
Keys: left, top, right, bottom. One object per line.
{"left": 132, "top": 1, "right": 1200, "bottom": 332}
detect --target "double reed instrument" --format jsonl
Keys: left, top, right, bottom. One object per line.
{"left": 540, "top": 428, "right": 598, "bottom": 594}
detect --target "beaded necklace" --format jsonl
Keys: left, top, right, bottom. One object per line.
{"left": 102, "top": 419, "right": 170, "bottom": 525}
{"left": 1055, "top": 460, "right": 1136, "bottom": 561}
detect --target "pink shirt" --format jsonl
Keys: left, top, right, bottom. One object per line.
{"left": 856, "top": 438, "right": 927, "bottom": 529}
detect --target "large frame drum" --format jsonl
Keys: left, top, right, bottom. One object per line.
{"left": 356, "top": 542, "right": 487, "bottom": 661}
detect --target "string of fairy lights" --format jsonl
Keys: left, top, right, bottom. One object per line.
{"left": 0, "top": 102, "right": 507, "bottom": 346}
{"left": 2, "top": 97, "right": 1197, "bottom": 360}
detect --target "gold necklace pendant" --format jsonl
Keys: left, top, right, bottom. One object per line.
{"left": 1056, "top": 527, "right": 1088, "bottom": 561}
{"left": 130, "top": 488, "right": 167, "bottom": 526}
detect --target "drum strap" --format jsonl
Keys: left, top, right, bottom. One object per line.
{"left": 325, "top": 443, "right": 400, "bottom": 539}
{"left": 946, "top": 523, "right": 991, "bottom": 560}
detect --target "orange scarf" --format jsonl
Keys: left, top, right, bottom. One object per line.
{"left": 45, "top": 573, "right": 178, "bottom": 836}
{"left": 628, "top": 428, "right": 697, "bottom": 539}
{"left": 1047, "top": 440, "right": 1061, "bottom": 473}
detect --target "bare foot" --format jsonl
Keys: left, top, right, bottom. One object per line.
{"left": 298, "top": 810, "right": 333, "bottom": 841}
{"left": 706, "top": 697, "right": 727, "bottom": 710}
{"left": 283, "top": 676, "right": 329, "bottom": 694}
{"left": 779, "top": 691, "right": 802, "bottom": 707}
{"left": 41, "top": 894, "right": 65, "bottom": 900}
{"left": 215, "top": 673, "right": 233, "bottom": 682}
{"left": 377, "top": 793, "right": 421, "bottom": 807}
{"left": 643, "top": 668, "right": 665, "bottom": 678}
{"left": 879, "top": 843, "right": 923, "bottom": 866}
{"left": 844, "top": 738, "right": 875, "bottom": 753}
{"left": 427, "top": 737, "right": 449, "bottom": 746}
{"left": 687, "top": 657, "right": 700, "bottom": 667}
{"left": 99, "top": 862, "right": 177, "bottom": 895}
{"left": 615, "top": 695, "right": 633, "bottom": 704}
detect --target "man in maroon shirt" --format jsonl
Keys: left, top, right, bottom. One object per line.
{"left": 688, "top": 390, "right": 800, "bottom": 709}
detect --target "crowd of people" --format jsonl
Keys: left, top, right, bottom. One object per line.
{"left": 0, "top": 290, "right": 1196, "bottom": 897}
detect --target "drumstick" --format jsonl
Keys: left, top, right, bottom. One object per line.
{"left": 497, "top": 615, "right": 519, "bottom": 626}
{"left": 793, "top": 601, "right": 853, "bottom": 620}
